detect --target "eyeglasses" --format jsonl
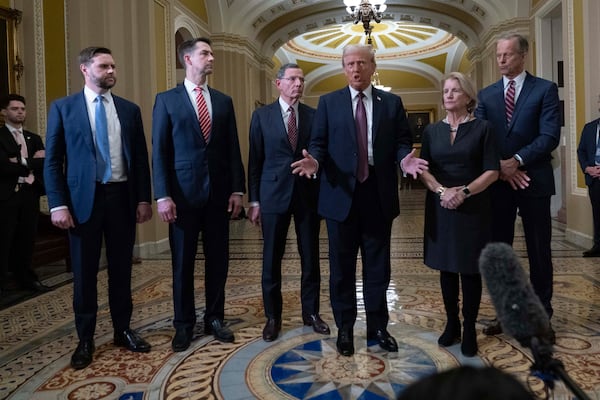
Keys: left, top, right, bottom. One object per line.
{"left": 280, "top": 76, "right": 305, "bottom": 83}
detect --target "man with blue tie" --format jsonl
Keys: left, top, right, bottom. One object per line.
{"left": 475, "top": 33, "right": 561, "bottom": 340}
{"left": 152, "top": 38, "right": 246, "bottom": 352}
{"left": 577, "top": 98, "right": 600, "bottom": 257}
{"left": 44, "top": 47, "right": 153, "bottom": 369}
{"left": 292, "top": 44, "right": 428, "bottom": 356}
{"left": 248, "top": 63, "right": 330, "bottom": 342}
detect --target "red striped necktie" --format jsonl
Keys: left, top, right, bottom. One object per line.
{"left": 195, "top": 86, "right": 211, "bottom": 143}
{"left": 505, "top": 80, "right": 515, "bottom": 123}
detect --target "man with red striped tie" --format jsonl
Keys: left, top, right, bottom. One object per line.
{"left": 152, "top": 38, "right": 246, "bottom": 352}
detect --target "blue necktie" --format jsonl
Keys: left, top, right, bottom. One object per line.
{"left": 95, "top": 95, "right": 112, "bottom": 183}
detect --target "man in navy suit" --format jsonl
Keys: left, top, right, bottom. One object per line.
{"left": 45, "top": 47, "right": 153, "bottom": 369}
{"left": 0, "top": 94, "right": 50, "bottom": 293}
{"left": 152, "top": 38, "right": 246, "bottom": 352}
{"left": 577, "top": 103, "right": 600, "bottom": 257}
{"left": 248, "top": 63, "right": 330, "bottom": 342}
{"left": 475, "top": 33, "right": 560, "bottom": 339}
{"left": 292, "top": 44, "right": 428, "bottom": 356}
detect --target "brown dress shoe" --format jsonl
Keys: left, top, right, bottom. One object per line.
{"left": 302, "top": 314, "right": 331, "bottom": 335}
{"left": 482, "top": 319, "right": 503, "bottom": 336}
{"left": 262, "top": 319, "right": 281, "bottom": 342}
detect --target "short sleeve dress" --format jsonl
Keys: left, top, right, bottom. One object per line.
{"left": 421, "top": 118, "right": 500, "bottom": 274}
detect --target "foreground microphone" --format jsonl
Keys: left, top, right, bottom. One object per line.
{"left": 478, "top": 242, "right": 553, "bottom": 348}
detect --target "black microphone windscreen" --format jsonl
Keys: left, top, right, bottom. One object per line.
{"left": 479, "top": 242, "right": 552, "bottom": 347}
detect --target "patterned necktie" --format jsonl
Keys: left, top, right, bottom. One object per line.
{"left": 355, "top": 92, "right": 369, "bottom": 183}
{"left": 14, "top": 129, "right": 34, "bottom": 184}
{"left": 195, "top": 86, "right": 211, "bottom": 143}
{"left": 95, "top": 95, "right": 111, "bottom": 183}
{"left": 595, "top": 126, "right": 600, "bottom": 165}
{"left": 287, "top": 106, "right": 297, "bottom": 151}
{"left": 505, "top": 80, "right": 516, "bottom": 123}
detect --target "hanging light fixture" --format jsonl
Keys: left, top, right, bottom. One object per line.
{"left": 372, "top": 71, "right": 391, "bottom": 92}
{"left": 343, "top": 0, "right": 387, "bottom": 44}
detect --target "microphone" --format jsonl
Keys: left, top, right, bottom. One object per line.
{"left": 478, "top": 242, "right": 553, "bottom": 348}
{"left": 479, "top": 242, "right": 592, "bottom": 400}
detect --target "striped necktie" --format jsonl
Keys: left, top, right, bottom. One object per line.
{"left": 287, "top": 106, "right": 297, "bottom": 151}
{"left": 505, "top": 80, "right": 516, "bottom": 123}
{"left": 355, "top": 92, "right": 369, "bottom": 183}
{"left": 195, "top": 86, "right": 211, "bottom": 143}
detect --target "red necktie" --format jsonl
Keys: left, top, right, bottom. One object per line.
{"left": 195, "top": 86, "right": 211, "bottom": 143}
{"left": 14, "top": 129, "right": 34, "bottom": 184}
{"left": 355, "top": 92, "right": 369, "bottom": 183}
{"left": 287, "top": 106, "right": 297, "bottom": 151}
{"left": 505, "top": 80, "right": 515, "bottom": 123}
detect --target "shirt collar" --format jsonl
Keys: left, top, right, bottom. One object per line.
{"left": 84, "top": 85, "right": 113, "bottom": 104}
{"left": 349, "top": 84, "right": 373, "bottom": 101}
{"left": 279, "top": 97, "right": 297, "bottom": 113}
{"left": 184, "top": 79, "right": 208, "bottom": 93}
{"left": 503, "top": 71, "right": 526, "bottom": 88}
{"left": 4, "top": 123, "right": 22, "bottom": 134}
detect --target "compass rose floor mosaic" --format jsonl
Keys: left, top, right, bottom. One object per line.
{"left": 2, "top": 190, "right": 600, "bottom": 399}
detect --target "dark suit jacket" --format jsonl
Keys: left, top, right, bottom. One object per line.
{"left": 475, "top": 72, "right": 560, "bottom": 197}
{"left": 0, "top": 126, "right": 45, "bottom": 201}
{"left": 152, "top": 84, "right": 245, "bottom": 207}
{"left": 577, "top": 118, "right": 600, "bottom": 186}
{"left": 309, "top": 86, "right": 412, "bottom": 222}
{"left": 248, "top": 101, "right": 317, "bottom": 213}
{"left": 44, "top": 91, "right": 151, "bottom": 224}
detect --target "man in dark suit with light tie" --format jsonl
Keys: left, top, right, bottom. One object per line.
{"left": 152, "top": 38, "right": 246, "bottom": 352}
{"left": 475, "top": 33, "right": 560, "bottom": 340}
{"left": 44, "top": 47, "right": 153, "bottom": 369}
{"left": 248, "top": 63, "right": 330, "bottom": 342}
{"left": 292, "top": 44, "right": 428, "bottom": 356}
{"left": 0, "top": 94, "right": 50, "bottom": 293}
{"left": 577, "top": 102, "right": 600, "bottom": 257}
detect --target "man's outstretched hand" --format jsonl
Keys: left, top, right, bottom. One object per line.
{"left": 291, "top": 149, "right": 318, "bottom": 179}
{"left": 401, "top": 149, "right": 429, "bottom": 179}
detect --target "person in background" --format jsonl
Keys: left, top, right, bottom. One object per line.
{"left": 576, "top": 97, "right": 600, "bottom": 257}
{"left": 152, "top": 37, "right": 246, "bottom": 352}
{"left": 248, "top": 63, "right": 330, "bottom": 342}
{"left": 44, "top": 47, "right": 153, "bottom": 369}
{"left": 475, "top": 33, "right": 560, "bottom": 341}
{"left": 0, "top": 94, "right": 50, "bottom": 293}
{"left": 418, "top": 72, "right": 499, "bottom": 357}
{"left": 291, "top": 44, "right": 428, "bottom": 356}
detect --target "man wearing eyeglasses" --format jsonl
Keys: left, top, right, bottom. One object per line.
{"left": 248, "top": 63, "right": 330, "bottom": 342}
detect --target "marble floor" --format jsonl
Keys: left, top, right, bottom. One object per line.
{"left": 1, "top": 189, "right": 599, "bottom": 399}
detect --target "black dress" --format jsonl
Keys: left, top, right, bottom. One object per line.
{"left": 421, "top": 118, "right": 500, "bottom": 274}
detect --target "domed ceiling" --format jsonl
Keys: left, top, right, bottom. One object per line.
{"left": 204, "top": 0, "right": 525, "bottom": 93}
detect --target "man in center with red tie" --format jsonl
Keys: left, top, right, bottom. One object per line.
{"left": 291, "top": 44, "right": 428, "bottom": 356}
{"left": 248, "top": 63, "right": 330, "bottom": 342}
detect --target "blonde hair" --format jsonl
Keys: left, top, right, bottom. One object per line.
{"left": 441, "top": 72, "right": 478, "bottom": 113}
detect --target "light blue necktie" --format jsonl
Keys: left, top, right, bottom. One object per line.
{"left": 95, "top": 95, "right": 111, "bottom": 183}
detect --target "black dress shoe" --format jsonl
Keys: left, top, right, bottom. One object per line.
{"left": 336, "top": 328, "right": 354, "bottom": 356}
{"left": 114, "top": 328, "right": 151, "bottom": 352}
{"left": 482, "top": 319, "right": 503, "bottom": 336}
{"left": 302, "top": 314, "right": 331, "bottom": 335}
{"left": 172, "top": 328, "right": 192, "bottom": 352}
{"left": 204, "top": 319, "right": 234, "bottom": 343}
{"left": 71, "top": 340, "right": 95, "bottom": 369}
{"left": 262, "top": 318, "right": 282, "bottom": 342}
{"left": 367, "top": 329, "right": 398, "bottom": 352}
{"left": 583, "top": 246, "right": 600, "bottom": 257}
{"left": 27, "top": 280, "right": 52, "bottom": 292}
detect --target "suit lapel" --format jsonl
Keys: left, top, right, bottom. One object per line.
{"left": 371, "top": 87, "right": 382, "bottom": 143}
{"left": 341, "top": 88, "right": 358, "bottom": 147}
{"left": 178, "top": 85, "right": 203, "bottom": 139}
{"left": 75, "top": 91, "right": 96, "bottom": 153}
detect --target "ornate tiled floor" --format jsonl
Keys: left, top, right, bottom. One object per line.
{"left": 1, "top": 190, "right": 599, "bottom": 399}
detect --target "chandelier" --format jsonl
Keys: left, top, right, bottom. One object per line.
{"left": 343, "top": 0, "right": 387, "bottom": 44}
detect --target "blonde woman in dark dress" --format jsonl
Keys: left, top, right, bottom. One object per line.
{"left": 419, "top": 72, "right": 500, "bottom": 357}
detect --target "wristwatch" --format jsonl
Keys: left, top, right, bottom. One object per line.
{"left": 461, "top": 186, "right": 471, "bottom": 197}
